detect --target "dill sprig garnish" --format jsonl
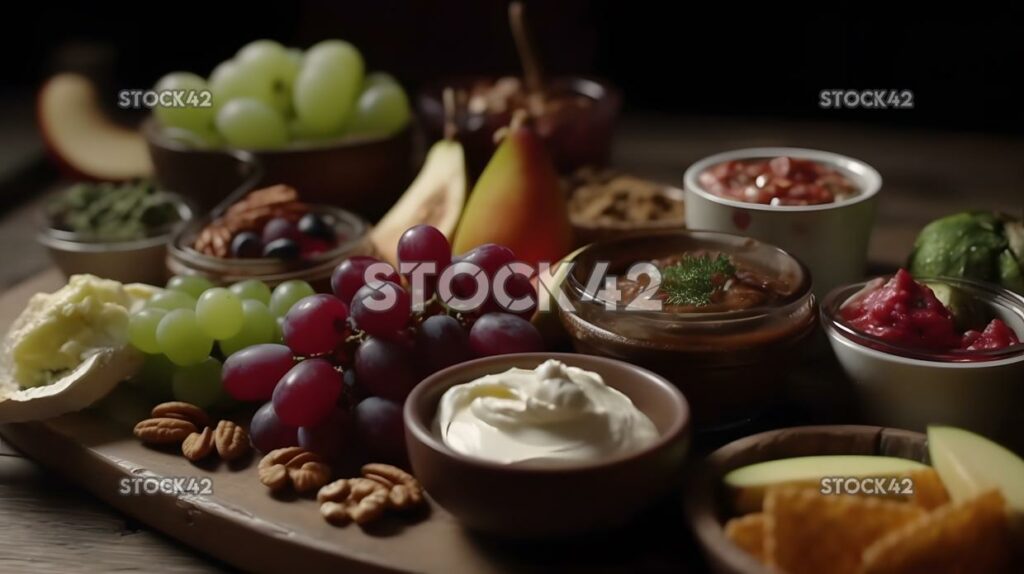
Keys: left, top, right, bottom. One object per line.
{"left": 660, "top": 254, "right": 736, "bottom": 306}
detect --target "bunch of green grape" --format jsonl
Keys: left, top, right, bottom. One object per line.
{"left": 152, "top": 39, "right": 411, "bottom": 149}
{"left": 128, "top": 276, "right": 316, "bottom": 408}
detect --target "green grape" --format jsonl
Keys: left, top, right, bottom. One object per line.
{"left": 171, "top": 357, "right": 224, "bottom": 409}
{"left": 195, "top": 287, "right": 244, "bottom": 340}
{"left": 129, "top": 308, "right": 167, "bottom": 354}
{"left": 148, "top": 290, "right": 197, "bottom": 312}
{"left": 215, "top": 98, "right": 288, "bottom": 149}
{"left": 236, "top": 39, "right": 298, "bottom": 113}
{"left": 208, "top": 58, "right": 281, "bottom": 112}
{"left": 229, "top": 279, "right": 272, "bottom": 305}
{"left": 288, "top": 117, "right": 331, "bottom": 142}
{"left": 166, "top": 275, "right": 214, "bottom": 300}
{"left": 346, "top": 82, "right": 411, "bottom": 136}
{"left": 363, "top": 71, "right": 398, "bottom": 90}
{"left": 269, "top": 279, "right": 315, "bottom": 317}
{"left": 293, "top": 40, "right": 364, "bottom": 135}
{"left": 153, "top": 72, "right": 215, "bottom": 134}
{"left": 218, "top": 300, "right": 277, "bottom": 355}
{"left": 127, "top": 353, "right": 176, "bottom": 401}
{"left": 156, "top": 309, "right": 213, "bottom": 366}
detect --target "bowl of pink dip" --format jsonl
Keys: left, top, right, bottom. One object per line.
{"left": 821, "top": 269, "right": 1024, "bottom": 445}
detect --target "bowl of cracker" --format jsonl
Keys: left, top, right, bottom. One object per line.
{"left": 684, "top": 424, "right": 1023, "bottom": 574}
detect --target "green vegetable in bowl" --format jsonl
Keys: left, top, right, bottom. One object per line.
{"left": 908, "top": 211, "right": 1024, "bottom": 294}
{"left": 47, "top": 180, "right": 183, "bottom": 241}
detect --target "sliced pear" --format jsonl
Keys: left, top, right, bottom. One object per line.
{"left": 371, "top": 140, "right": 466, "bottom": 265}
{"left": 724, "top": 455, "right": 928, "bottom": 513}
{"left": 37, "top": 73, "right": 153, "bottom": 181}
{"left": 0, "top": 345, "right": 142, "bottom": 423}
{"left": 928, "top": 426, "right": 1024, "bottom": 516}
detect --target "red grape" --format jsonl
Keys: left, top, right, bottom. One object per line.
{"left": 282, "top": 294, "right": 349, "bottom": 356}
{"left": 222, "top": 344, "right": 295, "bottom": 401}
{"left": 416, "top": 315, "right": 472, "bottom": 374}
{"left": 298, "top": 213, "right": 335, "bottom": 242}
{"left": 355, "top": 397, "right": 406, "bottom": 465}
{"left": 271, "top": 358, "right": 343, "bottom": 427}
{"left": 262, "top": 217, "right": 300, "bottom": 244}
{"left": 451, "top": 243, "right": 516, "bottom": 301}
{"left": 468, "top": 313, "right": 544, "bottom": 356}
{"left": 354, "top": 336, "right": 419, "bottom": 402}
{"left": 351, "top": 281, "right": 410, "bottom": 337}
{"left": 398, "top": 225, "right": 452, "bottom": 296}
{"left": 298, "top": 407, "right": 352, "bottom": 462}
{"left": 331, "top": 256, "right": 400, "bottom": 304}
{"left": 231, "top": 232, "right": 262, "bottom": 258}
{"left": 249, "top": 401, "right": 298, "bottom": 453}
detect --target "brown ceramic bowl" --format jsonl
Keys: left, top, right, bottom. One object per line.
{"left": 142, "top": 118, "right": 414, "bottom": 218}
{"left": 684, "top": 425, "right": 928, "bottom": 574}
{"left": 404, "top": 352, "right": 691, "bottom": 538}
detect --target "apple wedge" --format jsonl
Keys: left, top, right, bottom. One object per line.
{"left": 928, "top": 426, "right": 1024, "bottom": 517}
{"left": 37, "top": 73, "right": 153, "bottom": 181}
{"left": 724, "top": 455, "right": 928, "bottom": 514}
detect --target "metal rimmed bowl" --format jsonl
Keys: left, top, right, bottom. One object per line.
{"left": 38, "top": 192, "right": 192, "bottom": 284}
{"left": 166, "top": 205, "right": 376, "bottom": 291}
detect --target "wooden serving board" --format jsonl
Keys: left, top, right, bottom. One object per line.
{"left": 0, "top": 271, "right": 696, "bottom": 574}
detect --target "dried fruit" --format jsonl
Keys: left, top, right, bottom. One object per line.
{"left": 213, "top": 420, "right": 250, "bottom": 461}
{"left": 181, "top": 427, "right": 215, "bottom": 461}
{"left": 133, "top": 417, "right": 197, "bottom": 444}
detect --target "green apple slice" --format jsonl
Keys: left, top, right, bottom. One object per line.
{"left": 928, "top": 426, "right": 1024, "bottom": 515}
{"left": 724, "top": 455, "right": 928, "bottom": 513}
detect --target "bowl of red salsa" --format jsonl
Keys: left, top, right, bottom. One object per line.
{"left": 821, "top": 269, "right": 1024, "bottom": 442}
{"left": 684, "top": 148, "right": 881, "bottom": 298}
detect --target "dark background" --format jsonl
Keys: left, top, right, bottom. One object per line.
{"left": 4, "top": 2, "right": 1022, "bottom": 133}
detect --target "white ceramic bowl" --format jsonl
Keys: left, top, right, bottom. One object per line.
{"left": 684, "top": 147, "right": 881, "bottom": 297}
{"left": 821, "top": 276, "right": 1024, "bottom": 444}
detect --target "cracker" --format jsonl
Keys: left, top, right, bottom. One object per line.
{"left": 764, "top": 487, "right": 925, "bottom": 574}
{"left": 724, "top": 513, "right": 766, "bottom": 563}
{"left": 862, "top": 489, "right": 1012, "bottom": 574}
{"left": 906, "top": 468, "right": 950, "bottom": 511}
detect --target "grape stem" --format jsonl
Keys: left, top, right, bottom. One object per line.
{"left": 442, "top": 87, "right": 457, "bottom": 141}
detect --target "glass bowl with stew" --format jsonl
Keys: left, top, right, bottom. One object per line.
{"left": 684, "top": 148, "right": 881, "bottom": 298}
{"left": 556, "top": 230, "right": 816, "bottom": 430}
{"left": 822, "top": 270, "right": 1024, "bottom": 444}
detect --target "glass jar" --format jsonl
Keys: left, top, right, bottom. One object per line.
{"left": 557, "top": 230, "right": 816, "bottom": 429}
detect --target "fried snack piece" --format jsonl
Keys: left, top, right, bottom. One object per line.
{"left": 724, "top": 513, "right": 766, "bottom": 562}
{"left": 906, "top": 468, "right": 950, "bottom": 511}
{"left": 765, "top": 487, "right": 925, "bottom": 574}
{"left": 861, "top": 490, "right": 1013, "bottom": 574}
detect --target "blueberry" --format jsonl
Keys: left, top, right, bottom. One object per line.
{"left": 262, "top": 238, "right": 300, "bottom": 260}
{"left": 298, "top": 213, "right": 335, "bottom": 242}
{"left": 231, "top": 232, "right": 262, "bottom": 258}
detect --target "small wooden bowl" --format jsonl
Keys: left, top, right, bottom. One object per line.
{"left": 405, "top": 352, "right": 691, "bottom": 538}
{"left": 684, "top": 425, "right": 928, "bottom": 574}
{"left": 143, "top": 118, "right": 414, "bottom": 219}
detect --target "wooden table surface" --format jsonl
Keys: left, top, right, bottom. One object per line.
{"left": 0, "top": 115, "right": 1020, "bottom": 573}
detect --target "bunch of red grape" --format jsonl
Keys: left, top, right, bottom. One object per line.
{"left": 224, "top": 224, "right": 544, "bottom": 465}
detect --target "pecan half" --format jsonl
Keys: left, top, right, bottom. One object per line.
{"left": 213, "top": 420, "right": 250, "bottom": 461}
{"left": 134, "top": 417, "right": 196, "bottom": 444}
{"left": 258, "top": 447, "right": 329, "bottom": 494}
{"left": 362, "top": 463, "right": 425, "bottom": 508}
{"left": 151, "top": 401, "right": 209, "bottom": 428}
{"left": 181, "top": 427, "right": 215, "bottom": 461}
